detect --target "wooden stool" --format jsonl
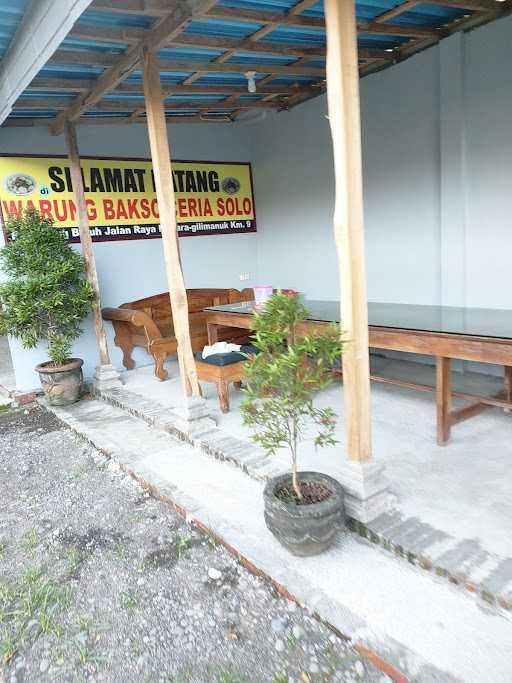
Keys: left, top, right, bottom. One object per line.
{"left": 194, "top": 345, "right": 257, "bottom": 413}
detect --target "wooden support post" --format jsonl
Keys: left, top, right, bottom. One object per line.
{"left": 65, "top": 122, "right": 113, "bottom": 372}
{"left": 324, "top": 0, "right": 372, "bottom": 462}
{"left": 142, "top": 51, "right": 200, "bottom": 398}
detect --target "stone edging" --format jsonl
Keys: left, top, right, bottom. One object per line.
{"left": 97, "top": 386, "right": 511, "bottom": 614}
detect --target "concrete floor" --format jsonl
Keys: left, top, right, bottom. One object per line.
{"left": 0, "top": 335, "right": 16, "bottom": 397}
{"left": 121, "top": 354, "right": 512, "bottom": 563}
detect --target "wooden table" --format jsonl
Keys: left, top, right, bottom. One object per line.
{"left": 205, "top": 300, "right": 512, "bottom": 445}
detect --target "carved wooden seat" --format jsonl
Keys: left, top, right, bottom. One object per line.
{"left": 102, "top": 288, "right": 252, "bottom": 381}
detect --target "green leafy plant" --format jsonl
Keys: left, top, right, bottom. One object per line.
{"left": 0, "top": 208, "right": 95, "bottom": 365}
{"left": 241, "top": 293, "right": 342, "bottom": 501}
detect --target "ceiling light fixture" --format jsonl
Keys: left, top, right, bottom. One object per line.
{"left": 245, "top": 71, "right": 257, "bottom": 93}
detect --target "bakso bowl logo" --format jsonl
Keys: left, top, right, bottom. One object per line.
{"left": 5, "top": 173, "right": 37, "bottom": 196}
{"left": 221, "top": 176, "right": 241, "bottom": 195}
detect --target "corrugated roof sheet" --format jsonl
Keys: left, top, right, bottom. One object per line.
{"left": 0, "top": 0, "right": 504, "bottom": 125}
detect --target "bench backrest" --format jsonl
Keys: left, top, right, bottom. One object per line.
{"left": 120, "top": 288, "right": 246, "bottom": 339}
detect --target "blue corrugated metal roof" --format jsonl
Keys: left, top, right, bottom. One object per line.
{"left": 0, "top": 0, "right": 28, "bottom": 62}
{"left": 0, "top": 0, "right": 492, "bottom": 124}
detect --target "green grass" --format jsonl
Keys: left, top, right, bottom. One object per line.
{"left": 217, "top": 672, "right": 250, "bottom": 683}
{"left": 120, "top": 589, "right": 142, "bottom": 611}
{"left": 176, "top": 534, "right": 192, "bottom": 559}
{"left": 274, "top": 674, "right": 288, "bottom": 683}
{"left": 0, "top": 566, "right": 70, "bottom": 664}
{"left": 21, "top": 529, "right": 39, "bottom": 552}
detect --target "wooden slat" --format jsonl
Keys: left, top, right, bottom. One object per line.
{"left": 90, "top": 0, "right": 169, "bottom": 15}
{"left": 52, "top": 0, "right": 218, "bottom": 134}
{"left": 357, "top": 21, "right": 443, "bottom": 38}
{"left": 28, "top": 77, "right": 312, "bottom": 96}
{"left": 70, "top": 22, "right": 327, "bottom": 57}
{"left": 373, "top": 1, "right": 422, "bottom": 23}
{"left": 142, "top": 51, "right": 200, "bottom": 397}
{"left": 65, "top": 122, "right": 110, "bottom": 367}
{"left": 4, "top": 115, "right": 233, "bottom": 127}
{"left": 325, "top": 0, "right": 372, "bottom": 462}
{"left": 14, "top": 97, "right": 283, "bottom": 111}
{"left": 157, "top": 58, "right": 325, "bottom": 77}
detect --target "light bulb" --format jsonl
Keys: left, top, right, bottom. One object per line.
{"left": 245, "top": 71, "right": 257, "bottom": 93}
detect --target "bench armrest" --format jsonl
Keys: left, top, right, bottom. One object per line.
{"left": 101, "top": 307, "right": 163, "bottom": 341}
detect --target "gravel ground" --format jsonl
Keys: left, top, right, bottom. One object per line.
{"left": 0, "top": 406, "right": 391, "bottom": 683}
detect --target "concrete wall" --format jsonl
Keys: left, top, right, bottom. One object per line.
{"left": 0, "top": 122, "right": 256, "bottom": 389}
{"left": 250, "top": 16, "right": 512, "bottom": 314}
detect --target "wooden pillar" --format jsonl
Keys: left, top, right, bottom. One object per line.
{"left": 142, "top": 51, "right": 200, "bottom": 397}
{"left": 65, "top": 122, "right": 110, "bottom": 368}
{"left": 324, "top": 0, "right": 372, "bottom": 461}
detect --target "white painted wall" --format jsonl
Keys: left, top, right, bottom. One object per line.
{"left": 0, "top": 122, "right": 256, "bottom": 389}
{"left": 251, "top": 15, "right": 512, "bottom": 314}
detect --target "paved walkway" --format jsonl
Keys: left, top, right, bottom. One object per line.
{"left": 48, "top": 395, "right": 512, "bottom": 683}
{"left": 0, "top": 407, "right": 389, "bottom": 683}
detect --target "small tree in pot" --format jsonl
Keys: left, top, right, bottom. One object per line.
{"left": 0, "top": 208, "right": 96, "bottom": 405}
{"left": 241, "top": 292, "right": 345, "bottom": 556}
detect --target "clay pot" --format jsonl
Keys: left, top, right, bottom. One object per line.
{"left": 263, "top": 471, "right": 345, "bottom": 557}
{"left": 35, "top": 358, "right": 84, "bottom": 406}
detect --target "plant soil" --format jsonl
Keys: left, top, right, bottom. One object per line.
{"left": 276, "top": 481, "right": 333, "bottom": 506}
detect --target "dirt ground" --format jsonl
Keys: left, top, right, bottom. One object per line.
{"left": 0, "top": 406, "right": 390, "bottom": 683}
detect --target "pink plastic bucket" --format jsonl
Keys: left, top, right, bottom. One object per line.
{"left": 253, "top": 284, "right": 273, "bottom": 306}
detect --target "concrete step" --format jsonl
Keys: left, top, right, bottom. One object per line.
{"left": 46, "top": 396, "right": 512, "bottom": 683}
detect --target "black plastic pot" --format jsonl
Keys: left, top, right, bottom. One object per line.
{"left": 263, "top": 471, "right": 345, "bottom": 556}
{"left": 35, "top": 358, "right": 84, "bottom": 406}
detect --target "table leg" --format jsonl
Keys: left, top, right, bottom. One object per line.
{"left": 436, "top": 356, "right": 452, "bottom": 446}
{"left": 218, "top": 380, "right": 230, "bottom": 413}
{"left": 505, "top": 366, "right": 512, "bottom": 413}
{"left": 207, "top": 322, "right": 220, "bottom": 345}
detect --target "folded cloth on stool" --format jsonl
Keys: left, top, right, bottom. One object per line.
{"left": 196, "top": 344, "right": 259, "bottom": 366}
{"left": 202, "top": 341, "right": 241, "bottom": 359}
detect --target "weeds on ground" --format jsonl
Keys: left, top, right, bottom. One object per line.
{"left": 274, "top": 673, "right": 288, "bottom": 683}
{"left": 217, "top": 672, "right": 250, "bottom": 683}
{"left": 176, "top": 534, "right": 192, "bottom": 559}
{"left": 120, "top": 590, "right": 142, "bottom": 611}
{"left": 21, "top": 529, "right": 39, "bottom": 552}
{"left": 0, "top": 566, "right": 69, "bottom": 664}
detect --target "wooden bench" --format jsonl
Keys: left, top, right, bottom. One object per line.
{"left": 102, "top": 288, "right": 252, "bottom": 381}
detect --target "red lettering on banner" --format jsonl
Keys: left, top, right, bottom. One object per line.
{"left": 86, "top": 199, "right": 97, "bottom": 221}
{"left": 103, "top": 199, "right": 115, "bottom": 220}
{"left": 2, "top": 200, "right": 23, "bottom": 217}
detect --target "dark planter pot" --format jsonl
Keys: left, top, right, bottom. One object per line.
{"left": 35, "top": 358, "right": 84, "bottom": 406}
{"left": 263, "top": 471, "right": 345, "bottom": 557}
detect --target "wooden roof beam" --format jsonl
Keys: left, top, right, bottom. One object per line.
{"left": 13, "top": 97, "right": 283, "bottom": 111}
{"left": 70, "top": 23, "right": 327, "bottom": 57}
{"left": 28, "top": 77, "right": 314, "bottom": 96}
{"left": 52, "top": 0, "right": 218, "bottom": 135}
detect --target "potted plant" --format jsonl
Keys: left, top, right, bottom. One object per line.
{"left": 241, "top": 292, "right": 345, "bottom": 556}
{"left": 0, "top": 208, "right": 96, "bottom": 405}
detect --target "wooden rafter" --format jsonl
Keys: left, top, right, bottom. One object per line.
{"left": 14, "top": 97, "right": 283, "bottom": 112}
{"left": 51, "top": 0, "right": 218, "bottom": 134}
{"left": 29, "top": 78, "right": 314, "bottom": 97}
{"left": 69, "top": 22, "right": 327, "bottom": 58}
